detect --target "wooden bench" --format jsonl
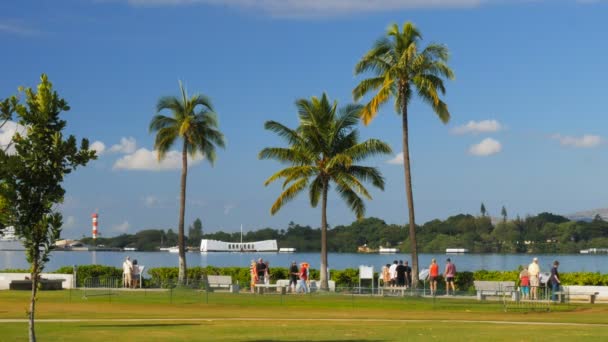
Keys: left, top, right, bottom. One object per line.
{"left": 255, "top": 283, "right": 287, "bottom": 295}
{"left": 10, "top": 279, "right": 64, "bottom": 291}
{"left": 473, "top": 281, "right": 515, "bottom": 300}
{"left": 206, "top": 275, "right": 239, "bottom": 293}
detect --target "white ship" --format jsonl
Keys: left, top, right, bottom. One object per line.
{"left": 200, "top": 239, "right": 278, "bottom": 252}
{"left": 0, "top": 226, "right": 25, "bottom": 251}
{"left": 446, "top": 248, "right": 469, "bottom": 253}
{"left": 379, "top": 247, "right": 398, "bottom": 253}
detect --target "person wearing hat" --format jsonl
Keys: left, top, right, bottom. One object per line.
{"left": 528, "top": 257, "right": 540, "bottom": 300}
{"left": 288, "top": 261, "right": 299, "bottom": 293}
{"left": 444, "top": 258, "right": 456, "bottom": 296}
{"left": 122, "top": 256, "right": 132, "bottom": 288}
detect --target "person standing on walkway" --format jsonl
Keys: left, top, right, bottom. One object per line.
{"left": 396, "top": 260, "right": 407, "bottom": 287}
{"left": 122, "top": 256, "right": 132, "bottom": 288}
{"left": 256, "top": 258, "right": 266, "bottom": 284}
{"left": 404, "top": 261, "right": 412, "bottom": 289}
{"left": 528, "top": 257, "right": 541, "bottom": 300}
{"left": 389, "top": 260, "right": 398, "bottom": 287}
{"left": 444, "top": 258, "right": 456, "bottom": 296}
{"left": 550, "top": 260, "right": 561, "bottom": 301}
{"left": 264, "top": 260, "right": 270, "bottom": 285}
{"left": 298, "top": 262, "right": 309, "bottom": 293}
{"left": 289, "top": 261, "right": 299, "bottom": 293}
{"left": 381, "top": 264, "right": 391, "bottom": 288}
{"left": 519, "top": 267, "right": 530, "bottom": 300}
{"left": 429, "top": 258, "right": 439, "bottom": 296}
{"left": 250, "top": 260, "right": 258, "bottom": 293}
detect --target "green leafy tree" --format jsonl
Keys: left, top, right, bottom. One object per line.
{"left": 188, "top": 218, "right": 203, "bottom": 247}
{"left": 353, "top": 22, "right": 454, "bottom": 284}
{"left": 480, "top": 203, "right": 487, "bottom": 217}
{"left": 259, "top": 93, "right": 391, "bottom": 290}
{"left": 501, "top": 205, "right": 507, "bottom": 225}
{"left": 149, "top": 82, "right": 225, "bottom": 284}
{"left": 0, "top": 74, "right": 95, "bottom": 341}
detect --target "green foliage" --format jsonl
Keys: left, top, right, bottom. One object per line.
{"left": 259, "top": 93, "right": 391, "bottom": 289}
{"left": 0, "top": 74, "right": 96, "bottom": 340}
{"left": 74, "top": 265, "right": 122, "bottom": 287}
{"left": 80, "top": 210, "right": 608, "bottom": 254}
{"left": 0, "top": 268, "right": 30, "bottom": 273}
{"left": 188, "top": 218, "right": 203, "bottom": 246}
{"left": 149, "top": 82, "right": 225, "bottom": 284}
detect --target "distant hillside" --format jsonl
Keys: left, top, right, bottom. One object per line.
{"left": 567, "top": 208, "right": 608, "bottom": 222}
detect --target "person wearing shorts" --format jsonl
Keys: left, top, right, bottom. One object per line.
{"left": 429, "top": 258, "right": 439, "bottom": 296}
{"left": 444, "top": 258, "right": 456, "bottom": 296}
{"left": 528, "top": 257, "right": 540, "bottom": 300}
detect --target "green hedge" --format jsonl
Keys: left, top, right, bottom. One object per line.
{"left": 4, "top": 266, "right": 606, "bottom": 289}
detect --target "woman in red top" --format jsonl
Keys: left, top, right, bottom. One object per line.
{"left": 429, "top": 258, "right": 439, "bottom": 296}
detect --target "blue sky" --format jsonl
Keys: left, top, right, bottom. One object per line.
{"left": 1, "top": 0, "right": 607, "bottom": 238}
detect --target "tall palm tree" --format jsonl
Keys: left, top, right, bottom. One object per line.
{"left": 149, "top": 82, "right": 225, "bottom": 284}
{"left": 353, "top": 22, "right": 454, "bottom": 285}
{"left": 259, "top": 93, "right": 391, "bottom": 290}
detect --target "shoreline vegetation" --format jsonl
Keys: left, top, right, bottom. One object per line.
{"left": 2, "top": 265, "right": 608, "bottom": 289}
{"left": 79, "top": 212, "right": 608, "bottom": 254}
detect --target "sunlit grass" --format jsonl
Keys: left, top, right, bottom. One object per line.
{"left": 1, "top": 290, "right": 607, "bottom": 341}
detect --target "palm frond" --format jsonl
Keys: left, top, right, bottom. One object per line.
{"left": 335, "top": 181, "right": 365, "bottom": 220}
{"left": 348, "top": 165, "right": 385, "bottom": 190}
{"left": 262, "top": 165, "right": 315, "bottom": 186}
{"left": 264, "top": 121, "right": 302, "bottom": 145}
{"left": 344, "top": 139, "right": 392, "bottom": 162}
{"left": 270, "top": 178, "right": 308, "bottom": 215}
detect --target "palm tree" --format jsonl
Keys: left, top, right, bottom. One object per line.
{"left": 259, "top": 93, "right": 391, "bottom": 290}
{"left": 149, "top": 82, "right": 225, "bottom": 284}
{"left": 353, "top": 22, "right": 454, "bottom": 285}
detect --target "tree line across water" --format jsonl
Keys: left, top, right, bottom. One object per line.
{"left": 81, "top": 211, "right": 608, "bottom": 254}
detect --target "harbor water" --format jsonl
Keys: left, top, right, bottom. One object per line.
{"left": 1, "top": 251, "right": 606, "bottom": 274}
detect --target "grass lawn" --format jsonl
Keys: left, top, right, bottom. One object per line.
{"left": 1, "top": 290, "right": 607, "bottom": 341}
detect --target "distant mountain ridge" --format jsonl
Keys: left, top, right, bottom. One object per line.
{"left": 566, "top": 208, "right": 608, "bottom": 222}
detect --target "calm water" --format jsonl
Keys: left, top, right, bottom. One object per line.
{"left": 1, "top": 251, "right": 606, "bottom": 274}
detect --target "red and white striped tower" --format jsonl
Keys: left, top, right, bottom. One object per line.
{"left": 92, "top": 213, "right": 99, "bottom": 240}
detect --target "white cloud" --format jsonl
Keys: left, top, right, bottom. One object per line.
{"left": 552, "top": 134, "right": 602, "bottom": 148}
{"left": 0, "top": 120, "right": 27, "bottom": 154}
{"left": 0, "top": 21, "right": 40, "bottom": 36}
{"left": 143, "top": 195, "right": 160, "bottom": 207}
{"left": 469, "top": 138, "right": 502, "bottom": 156}
{"left": 109, "top": 137, "right": 137, "bottom": 154}
{"left": 113, "top": 148, "right": 204, "bottom": 171}
{"left": 112, "top": 221, "right": 131, "bottom": 233}
{"left": 90, "top": 141, "right": 106, "bottom": 155}
{"left": 62, "top": 216, "right": 77, "bottom": 230}
{"left": 452, "top": 120, "right": 503, "bottom": 135}
{"left": 123, "top": 0, "right": 486, "bottom": 16}
{"left": 224, "top": 204, "right": 235, "bottom": 215}
{"left": 386, "top": 153, "right": 404, "bottom": 165}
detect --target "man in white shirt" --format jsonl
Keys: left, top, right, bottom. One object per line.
{"left": 388, "top": 260, "right": 398, "bottom": 287}
{"left": 122, "top": 256, "right": 132, "bottom": 288}
{"left": 528, "top": 257, "right": 540, "bottom": 300}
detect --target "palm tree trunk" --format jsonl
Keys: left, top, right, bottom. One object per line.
{"left": 401, "top": 100, "right": 419, "bottom": 287}
{"left": 320, "top": 180, "right": 329, "bottom": 291}
{"left": 28, "top": 264, "right": 38, "bottom": 342}
{"left": 177, "top": 140, "right": 188, "bottom": 285}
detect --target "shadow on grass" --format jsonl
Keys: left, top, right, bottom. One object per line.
{"left": 79, "top": 323, "right": 201, "bottom": 328}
